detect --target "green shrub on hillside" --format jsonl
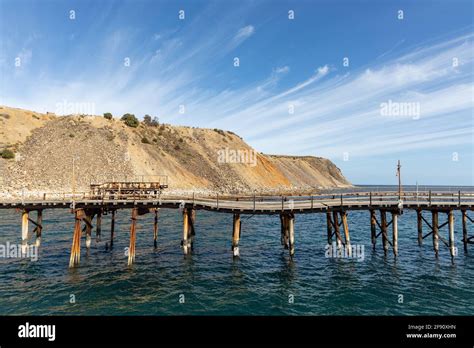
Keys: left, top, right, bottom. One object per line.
{"left": 103, "top": 112, "right": 113, "bottom": 120}
{"left": 1, "top": 149, "right": 15, "bottom": 159}
{"left": 121, "top": 113, "right": 139, "bottom": 128}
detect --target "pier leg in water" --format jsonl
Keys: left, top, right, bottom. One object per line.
{"left": 288, "top": 213, "right": 295, "bottom": 257}
{"left": 417, "top": 209, "right": 423, "bottom": 246}
{"left": 21, "top": 210, "right": 29, "bottom": 255}
{"left": 432, "top": 211, "right": 439, "bottom": 258}
{"left": 188, "top": 208, "right": 196, "bottom": 251}
{"left": 110, "top": 209, "right": 116, "bottom": 249}
{"left": 232, "top": 213, "right": 241, "bottom": 257}
{"left": 84, "top": 212, "right": 93, "bottom": 249}
{"left": 392, "top": 212, "right": 398, "bottom": 257}
{"left": 35, "top": 209, "right": 43, "bottom": 247}
{"left": 381, "top": 211, "right": 388, "bottom": 256}
{"left": 326, "top": 212, "right": 333, "bottom": 244}
{"left": 332, "top": 211, "right": 343, "bottom": 249}
{"left": 448, "top": 210, "right": 455, "bottom": 262}
{"left": 128, "top": 208, "right": 138, "bottom": 266}
{"left": 280, "top": 213, "right": 289, "bottom": 249}
{"left": 370, "top": 210, "right": 376, "bottom": 250}
{"left": 153, "top": 209, "right": 159, "bottom": 249}
{"left": 69, "top": 209, "right": 84, "bottom": 268}
{"left": 462, "top": 210, "right": 468, "bottom": 253}
{"left": 96, "top": 210, "right": 102, "bottom": 243}
{"left": 341, "top": 211, "right": 351, "bottom": 256}
{"left": 182, "top": 208, "right": 191, "bottom": 255}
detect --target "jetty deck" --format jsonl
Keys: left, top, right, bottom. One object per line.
{"left": 1, "top": 190, "right": 473, "bottom": 266}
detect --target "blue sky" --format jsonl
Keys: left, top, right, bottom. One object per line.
{"left": 0, "top": 0, "right": 473, "bottom": 185}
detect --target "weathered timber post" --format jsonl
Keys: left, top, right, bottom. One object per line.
{"left": 288, "top": 213, "right": 295, "bottom": 257}
{"left": 128, "top": 208, "right": 138, "bottom": 266}
{"left": 281, "top": 213, "right": 289, "bottom": 249}
{"left": 462, "top": 210, "right": 468, "bottom": 253}
{"left": 341, "top": 211, "right": 351, "bottom": 256}
{"left": 381, "top": 210, "right": 388, "bottom": 255}
{"left": 448, "top": 210, "right": 455, "bottom": 261}
{"left": 333, "top": 211, "right": 343, "bottom": 248}
{"left": 153, "top": 209, "right": 159, "bottom": 249}
{"left": 188, "top": 208, "right": 196, "bottom": 251}
{"left": 232, "top": 213, "right": 241, "bottom": 257}
{"left": 110, "top": 209, "right": 116, "bottom": 249}
{"left": 35, "top": 209, "right": 43, "bottom": 247}
{"left": 21, "top": 210, "right": 29, "bottom": 254}
{"left": 432, "top": 211, "right": 439, "bottom": 257}
{"left": 417, "top": 209, "right": 423, "bottom": 246}
{"left": 326, "top": 212, "right": 333, "bottom": 244}
{"left": 96, "top": 209, "right": 102, "bottom": 243}
{"left": 182, "top": 208, "right": 191, "bottom": 255}
{"left": 370, "top": 210, "right": 376, "bottom": 250}
{"left": 85, "top": 212, "right": 93, "bottom": 249}
{"left": 392, "top": 212, "right": 398, "bottom": 257}
{"left": 69, "top": 209, "right": 84, "bottom": 268}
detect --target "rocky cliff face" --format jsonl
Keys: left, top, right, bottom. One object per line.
{"left": 0, "top": 106, "right": 351, "bottom": 197}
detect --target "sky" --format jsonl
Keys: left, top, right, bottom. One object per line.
{"left": 0, "top": 0, "right": 473, "bottom": 185}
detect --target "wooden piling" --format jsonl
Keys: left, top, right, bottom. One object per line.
{"left": 232, "top": 213, "right": 241, "bottom": 257}
{"left": 341, "top": 211, "right": 351, "bottom": 256}
{"left": 381, "top": 210, "right": 388, "bottom": 255}
{"left": 96, "top": 210, "right": 102, "bottom": 243}
{"left": 417, "top": 209, "right": 423, "bottom": 246}
{"left": 35, "top": 209, "right": 43, "bottom": 247}
{"left": 392, "top": 212, "right": 398, "bottom": 257}
{"left": 110, "top": 209, "right": 116, "bottom": 249}
{"left": 370, "top": 210, "right": 376, "bottom": 250}
{"left": 188, "top": 208, "right": 196, "bottom": 251}
{"left": 448, "top": 210, "right": 455, "bottom": 261}
{"left": 182, "top": 208, "right": 190, "bottom": 255}
{"left": 333, "top": 211, "right": 343, "bottom": 248}
{"left": 280, "top": 213, "right": 289, "bottom": 249}
{"left": 432, "top": 211, "right": 439, "bottom": 257}
{"left": 153, "top": 209, "right": 159, "bottom": 249}
{"left": 69, "top": 209, "right": 83, "bottom": 268}
{"left": 85, "top": 212, "right": 93, "bottom": 249}
{"left": 288, "top": 213, "right": 295, "bottom": 257}
{"left": 21, "top": 210, "right": 29, "bottom": 255}
{"left": 326, "top": 212, "right": 333, "bottom": 244}
{"left": 128, "top": 208, "right": 138, "bottom": 266}
{"left": 462, "top": 210, "right": 468, "bottom": 253}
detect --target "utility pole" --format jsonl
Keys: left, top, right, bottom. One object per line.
{"left": 397, "top": 160, "right": 402, "bottom": 200}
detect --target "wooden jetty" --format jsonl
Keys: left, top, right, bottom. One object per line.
{"left": 1, "top": 189, "right": 473, "bottom": 267}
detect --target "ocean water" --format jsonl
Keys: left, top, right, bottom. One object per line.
{"left": 0, "top": 186, "right": 473, "bottom": 315}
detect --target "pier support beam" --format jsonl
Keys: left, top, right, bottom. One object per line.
{"left": 333, "top": 211, "right": 343, "bottom": 248}
{"left": 432, "top": 211, "right": 439, "bottom": 257}
{"left": 448, "top": 210, "right": 455, "bottom": 261}
{"left": 110, "top": 209, "right": 116, "bottom": 249}
{"left": 182, "top": 208, "right": 191, "bottom": 255}
{"left": 232, "top": 213, "right": 241, "bottom": 257}
{"left": 69, "top": 209, "right": 84, "bottom": 268}
{"left": 417, "top": 209, "right": 423, "bottom": 246}
{"left": 288, "top": 213, "right": 295, "bottom": 257}
{"left": 280, "top": 213, "right": 289, "bottom": 249}
{"left": 21, "top": 210, "right": 29, "bottom": 254}
{"left": 85, "top": 212, "right": 93, "bottom": 249}
{"left": 153, "top": 209, "right": 159, "bottom": 249}
{"left": 462, "top": 210, "right": 468, "bottom": 253}
{"left": 370, "top": 210, "right": 376, "bottom": 250}
{"left": 326, "top": 212, "right": 333, "bottom": 244}
{"left": 392, "top": 212, "right": 398, "bottom": 257}
{"left": 96, "top": 210, "right": 102, "bottom": 243}
{"left": 35, "top": 210, "right": 43, "bottom": 247}
{"left": 128, "top": 208, "right": 138, "bottom": 266}
{"left": 380, "top": 211, "right": 388, "bottom": 256}
{"left": 341, "top": 211, "right": 351, "bottom": 256}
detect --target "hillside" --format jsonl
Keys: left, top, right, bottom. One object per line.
{"left": 0, "top": 106, "right": 351, "bottom": 197}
